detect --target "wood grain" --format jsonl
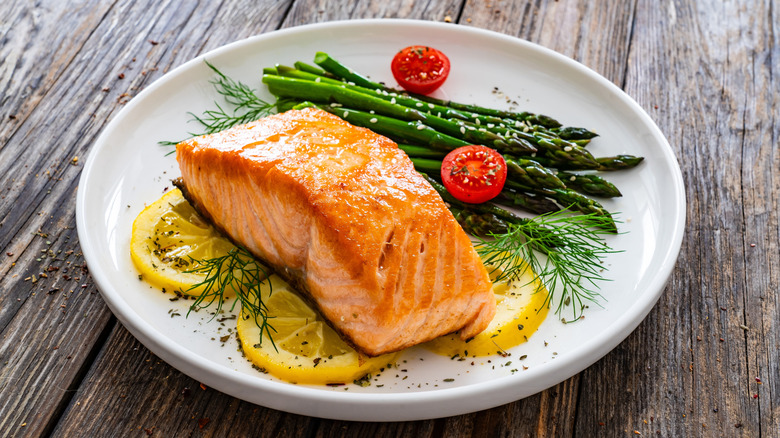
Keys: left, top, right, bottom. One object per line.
{"left": 1, "top": 0, "right": 778, "bottom": 436}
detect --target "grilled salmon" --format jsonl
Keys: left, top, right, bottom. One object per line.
{"left": 175, "top": 107, "right": 495, "bottom": 356}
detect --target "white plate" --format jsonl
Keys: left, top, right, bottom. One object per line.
{"left": 76, "top": 19, "right": 685, "bottom": 421}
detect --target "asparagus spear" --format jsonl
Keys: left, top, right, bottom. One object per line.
{"left": 557, "top": 171, "right": 622, "bottom": 197}
{"left": 263, "top": 74, "right": 536, "bottom": 154}
{"left": 293, "top": 60, "right": 340, "bottom": 79}
{"left": 530, "top": 154, "right": 644, "bottom": 171}
{"left": 450, "top": 205, "right": 509, "bottom": 236}
{"left": 397, "top": 143, "right": 447, "bottom": 159}
{"left": 505, "top": 156, "right": 566, "bottom": 190}
{"left": 596, "top": 155, "right": 645, "bottom": 170}
{"left": 496, "top": 190, "right": 561, "bottom": 215}
{"left": 552, "top": 126, "right": 599, "bottom": 140}
{"left": 274, "top": 65, "right": 345, "bottom": 85}
{"left": 313, "top": 51, "right": 383, "bottom": 90}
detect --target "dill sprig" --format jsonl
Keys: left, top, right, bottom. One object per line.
{"left": 475, "top": 210, "right": 621, "bottom": 322}
{"left": 159, "top": 61, "right": 276, "bottom": 147}
{"left": 184, "top": 247, "right": 277, "bottom": 348}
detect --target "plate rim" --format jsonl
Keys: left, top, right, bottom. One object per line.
{"left": 76, "top": 18, "right": 686, "bottom": 421}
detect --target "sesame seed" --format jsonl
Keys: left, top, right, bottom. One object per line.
{"left": 417, "top": 124, "right": 426, "bottom": 130}
{"left": 564, "top": 146, "right": 573, "bottom": 152}
{"left": 370, "top": 118, "right": 378, "bottom": 123}
{"left": 315, "top": 77, "right": 321, "bottom": 82}
{"left": 416, "top": 102, "right": 423, "bottom": 107}
{"left": 460, "top": 127, "right": 466, "bottom": 134}
{"left": 428, "top": 103, "right": 435, "bottom": 109}
{"left": 343, "top": 111, "right": 349, "bottom": 118}
{"left": 475, "top": 119, "right": 481, "bottom": 125}
{"left": 390, "top": 98, "right": 397, "bottom": 104}
{"left": 487, "top": 123, "right": 495, "bottom": 128}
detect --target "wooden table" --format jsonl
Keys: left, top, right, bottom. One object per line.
{"left": 1, "top": 0, "right": 777, "bottom": 436}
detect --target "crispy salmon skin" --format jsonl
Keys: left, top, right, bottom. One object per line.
{"left": 176, "top": 107, "right": 495, "bottom": 356}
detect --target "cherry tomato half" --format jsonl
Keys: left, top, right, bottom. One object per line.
{"left": 441, "top": 145, "right": 507, "bottom": 204}
{"left": 391, "top": 46, "right": 450, "bottom": 95}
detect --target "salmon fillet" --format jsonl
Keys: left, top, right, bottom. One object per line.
{"left": 175, "top": 107, "right": 495, "bottom": 356}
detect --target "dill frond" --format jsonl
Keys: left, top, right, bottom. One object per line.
{"left": 475, "top": 210, "right": 621, "bottom": 322}
{"left": 184, "top": 247, "right": 277, "bottom": 349}
{"left": 160, "top": 61, "right": 277, "bottom": 147}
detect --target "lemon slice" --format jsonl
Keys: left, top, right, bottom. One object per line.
{"left": 237, "top": 275, "right": 400, "bottom": 385}
{"left": 130, "top": 188, "right": 236, "bottom": 295}
{"left": 423, "top": 266, "right": 550, "bottom": 357}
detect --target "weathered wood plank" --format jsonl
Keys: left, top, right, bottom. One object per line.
{"left": 0, "top": 0, "right": 286, "bottom": 435}
{"left": 460, "top": 0, "right": 635, "bottom": 87}
{"left": 51, "top": 324, "right": 320, "bottom": 437}
{"left": 281, "top": 0, "right": 459, "bottom": 27}
{"left": 573, "top": 0, "right": 780, "bottom": 436}
{"left": 0, "top": 0, "right": 113, "bottom": 149}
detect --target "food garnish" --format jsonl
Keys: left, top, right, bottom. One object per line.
{"left": 159, "top": 61, "right": 276, "bottom": 147}
{"left": 440, "top": 145, "right": 507, "bottom": 204}
{"left": 390, "top": 45, "right": 451, "bottom": 94}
